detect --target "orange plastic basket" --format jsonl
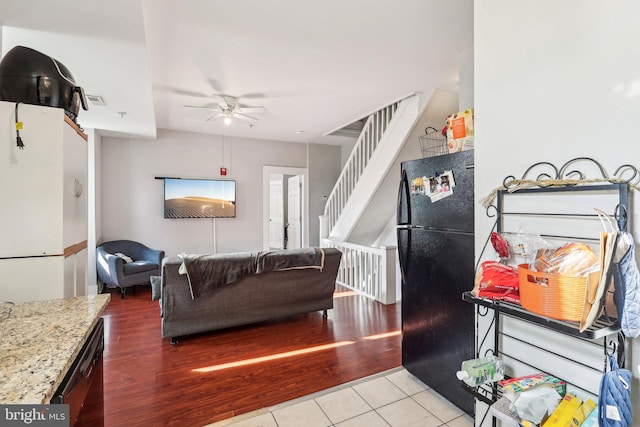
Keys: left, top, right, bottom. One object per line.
{"left": 517, "top": 264, "right": 600, "bottom": 322}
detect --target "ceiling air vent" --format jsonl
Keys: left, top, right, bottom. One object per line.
{"left": 86, "top": 94, "right": 105, "bottom": 106}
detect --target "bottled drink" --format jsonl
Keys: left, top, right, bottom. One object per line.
{"left": 456, "top": 356, "right": 504, "bottom": 387}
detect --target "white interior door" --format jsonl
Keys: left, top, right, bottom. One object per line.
{"left": 287, "top": 175, "right": 302, "bottom": 249}
{"left": 269, "top": 176, "right": 284, "bottom": 249}
{"left": 262, "top": 166, "right": 308, "bottom": 251}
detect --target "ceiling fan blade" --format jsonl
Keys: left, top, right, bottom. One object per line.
{"left": 232, "top": 112, "right": 258, "bottom": 123}
{"left": 155, "top": 84, "right": 211, "bottom": 99}
{"left": 205, "top": 113, "right": 224, "bottom": 122}
{"left": 207, "top": 79, "right": 225, "bottom": 94}
{"left": 184, "top": 104, "right": 223, "bottom": 112}
{"left": 236, "top": 106, "right": 266, "bottom": 114}
{"left": 239, "top": 92, "right": 266, "bottom": 100}
{"left": 210, "top": 94, "right": 230, "bottom": 110}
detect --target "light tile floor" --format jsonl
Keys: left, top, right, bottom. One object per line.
{"left": 205, "top": 367, "right": 474, "bottom": 427}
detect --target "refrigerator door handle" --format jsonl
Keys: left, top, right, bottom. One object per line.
{"left": 397, "top": 169, "right": 417, "bottom": 284}
{"left": 397, "top": 169, "right": 411, "bottom": 226}
{"left": 396, "top": 226, "right": 411, "bottom": 286}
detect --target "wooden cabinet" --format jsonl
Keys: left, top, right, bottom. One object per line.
{"left": 0, "top": 101, "right": 88, "bottom": 302}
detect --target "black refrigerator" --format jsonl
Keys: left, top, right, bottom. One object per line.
{"left": 397, "top": 150, "right": 475, "bottom": 415}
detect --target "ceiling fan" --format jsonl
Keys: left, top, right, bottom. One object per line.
{"left": 184, "top": 94, "right": 266, "bottom": 124}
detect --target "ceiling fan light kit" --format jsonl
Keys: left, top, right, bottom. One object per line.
{"left": 223, "top": 110, "right": 232, "bottom": 125}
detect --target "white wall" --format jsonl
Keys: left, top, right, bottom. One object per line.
{"left": 340, "top": 139, "right": 356, "bottom": 169}
{"left": 86, "top": 129, "right": 102, "bottom": 294}
{"left": 458, "top": 46, "right": 474, "bottom": 111}
{"left": 95, "top": 133, "right": 103, "bottom": 246}
{"left": 101, "top": 129, "right": 307, "bottom": 257}
{"left": 476, "top": 0, "right": 640, "bottom": 422}
{"left": 308, "top": 143, "right": 341, "bottom": 246}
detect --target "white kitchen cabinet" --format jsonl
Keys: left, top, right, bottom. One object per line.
{"left": 0, "top": 101, "right": 88, "bottom": 302}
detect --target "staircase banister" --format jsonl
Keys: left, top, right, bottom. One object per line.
{"left": 323, "top": 92, "right": 422, "bottom": 238}
{"left": 323, "top": 113, "right": 375, "bottom": 216}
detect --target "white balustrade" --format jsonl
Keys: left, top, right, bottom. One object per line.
{"left": 321, "top": 239, "right": 396, "bottom": 304}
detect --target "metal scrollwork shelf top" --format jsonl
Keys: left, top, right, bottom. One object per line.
{"left": 481, "top": 157, "right": 640, "bottom": 208}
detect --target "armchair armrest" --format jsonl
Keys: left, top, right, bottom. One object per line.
{"left": 96, "top": 248, "right": 126, "bottom": 286}
{"left": 139, "top": 247, "right": 165, "bottom": 266}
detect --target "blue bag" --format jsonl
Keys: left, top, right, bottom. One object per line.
{"left": 598, "top": 355, "right": 632, "bottom": 427}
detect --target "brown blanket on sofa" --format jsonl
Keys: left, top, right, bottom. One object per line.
{"left": 179, "top": 248, "right": 326, "bottom": 299}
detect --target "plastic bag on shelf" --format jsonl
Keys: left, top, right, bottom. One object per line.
{"left": 510, "top": 386, "right": 562, "bottom": 425}
{"left": 503, "top": 232, "right": 553, "bottom": 265}
{"left": 490, "top": 232, "right": 511, "bottom": 259}
{"left": 473, "top": 261, "right": 520, "bottom": 303}
{"left": 534, "top": 242, "right": 600, "bottom": 277}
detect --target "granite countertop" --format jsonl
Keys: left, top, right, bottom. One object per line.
{"left": 0, "top": 294, "right": 111, "bottom": 404}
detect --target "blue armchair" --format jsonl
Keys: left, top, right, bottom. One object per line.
{"left": 96, "top": 240, "right": 165, "bottom": 299}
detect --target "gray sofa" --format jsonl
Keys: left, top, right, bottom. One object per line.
{"left": 160, "top": 247, "right": 342, "bottom": 343}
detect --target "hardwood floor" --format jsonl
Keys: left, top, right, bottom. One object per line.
{"left": 101, "top": 285, "right": 401, "bottom": 427}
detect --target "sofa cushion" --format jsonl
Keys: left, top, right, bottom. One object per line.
{"left": 150, "top": 275, "right": 162, "bottom": 301}
{"left": 123, "top": 261, "right": 159, "bottom": 276}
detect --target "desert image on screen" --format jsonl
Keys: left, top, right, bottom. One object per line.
{"left": 164, "top": 179, "right": 236, "bottom": 218}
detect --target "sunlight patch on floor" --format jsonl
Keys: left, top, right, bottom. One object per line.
{"left": 333, "top": 290, "right": 359, "bottom": 298}
{"left": 364, "top": 330, "right": 401, "bottom": 340}
{"left": 192, "top": 341, "right": 355, "bottom": 373}
{"left": 192, "top": 328, "right": 401, "bottom": 374}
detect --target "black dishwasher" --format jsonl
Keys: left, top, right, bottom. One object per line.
{"left": 51, "top": 317, "right": 104, "bottom": 427}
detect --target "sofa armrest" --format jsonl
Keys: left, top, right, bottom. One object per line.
{"left": 161, "top": 256, "right": 184, "bottom": 286}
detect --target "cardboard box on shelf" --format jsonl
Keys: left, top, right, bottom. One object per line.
{"left": 500, "top": 373, "right": 567, "bottom": 397}
{"left": 580, "top": 405, "right": 598, "bottom": 427}
{"left": 542, "top": 394, "right": 582, "bottom": 426}
{"left": 542, "top": 395, "right": 595, "bottom": 427}
{"left": 569, "top": 399, "right": 596, "bottom": 427}
{"left": 445, "top": 109, "right": 474, "bottom": 153}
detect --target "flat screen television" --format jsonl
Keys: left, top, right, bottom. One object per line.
{"left": 164, "top": 178, "right": 236, "bottom": 218}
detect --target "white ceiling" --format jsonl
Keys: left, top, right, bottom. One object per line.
{"left": 0, "top": 0, "right": 473, "bottom": 145}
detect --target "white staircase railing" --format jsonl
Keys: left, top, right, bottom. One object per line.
{"left": 323, "top": 102, "right": 399, "bottom": 233}
{"left": 321, "top": 239, "right": 396, "bottom": 304}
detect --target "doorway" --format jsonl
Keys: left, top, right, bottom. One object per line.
{"left": 262, "top": 166, "right": 308, "bottom": 250}
{"left": 286, "top": 174, "right": 302, "bottom": 249}
{"left": 268, "top": 175, "right": 285, "bottom": 249}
